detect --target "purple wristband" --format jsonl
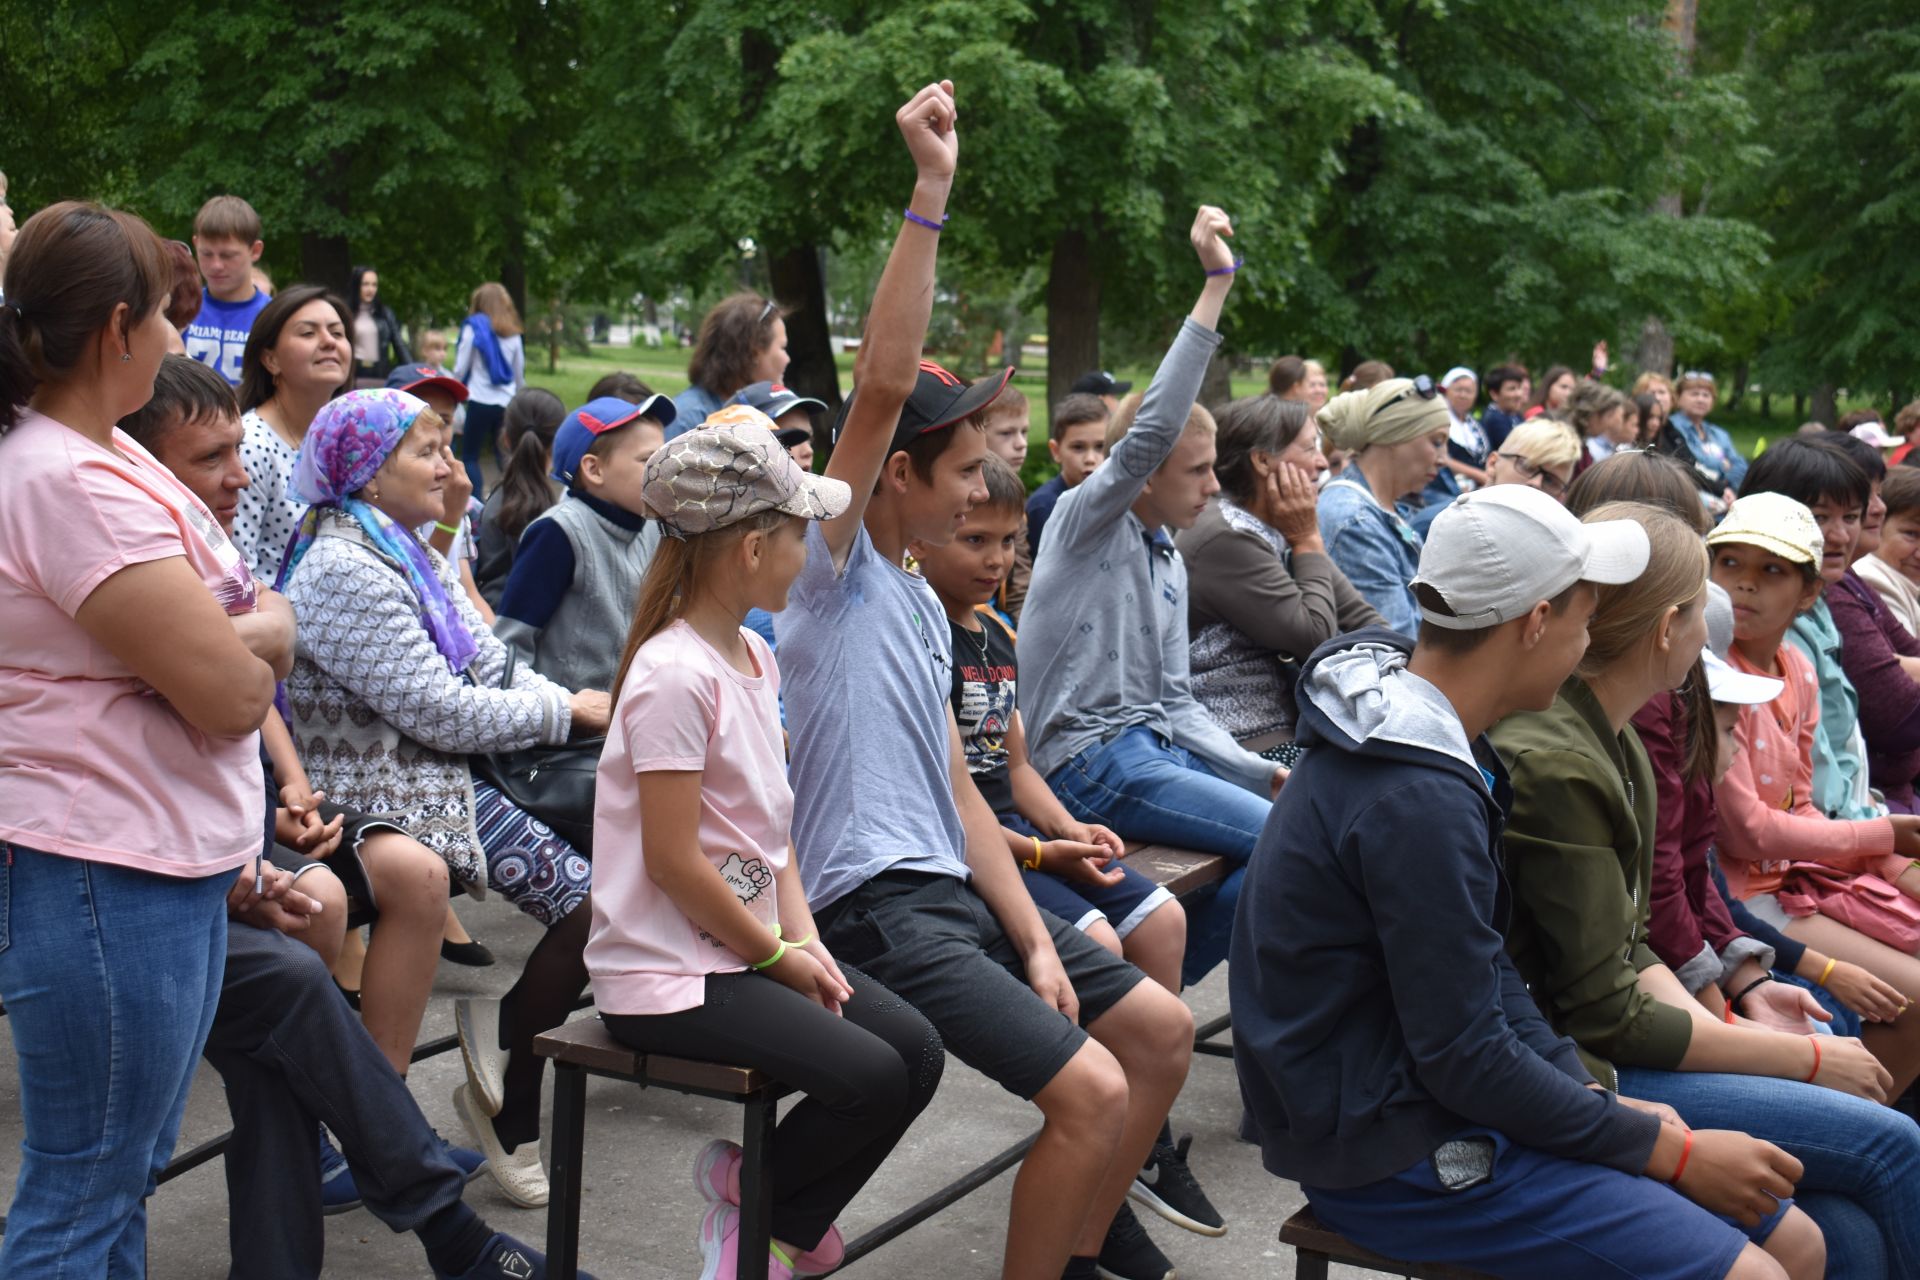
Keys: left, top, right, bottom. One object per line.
{"left": 1205, "top": 257, "right": 1244, "bottom": 278}
{"left": 902, "top": 208, "right": 949, "bottom": 232}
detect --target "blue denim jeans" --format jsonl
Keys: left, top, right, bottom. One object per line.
{"left": 1048, "top": 726, "right": 1270, "bottom": 986}
{"left": 1616, "top": 1065, "right": 1920, "bottom": 1280}
{"left": 0, "top": 843, "right": 232, "bottom": 1279}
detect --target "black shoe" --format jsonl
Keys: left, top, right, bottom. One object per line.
{"left": 442, "top": 938, "right": 496, "bottom": 967}
{"left": 335, "top": 981, "right": 361, "bottom": 1010}
{"left": 1130, "top": 1134, "right": 1226, "bottom": 1237}
{"left": 1096, "top": 1203, "right": 1174, "bottom": 1280}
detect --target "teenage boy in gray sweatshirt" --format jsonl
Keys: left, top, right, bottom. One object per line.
{"left": 1231, "top": 487, "right": 1823, "bottom": 1280}
{"left": 1018, "top": 224, "right": 1282, "bottom": 995}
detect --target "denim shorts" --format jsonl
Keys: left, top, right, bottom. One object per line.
{"left": 998, "top": 810, "right": 1174, "bottom": 939}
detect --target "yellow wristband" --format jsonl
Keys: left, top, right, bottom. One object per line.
{"left": 750, "top": 939, "right": 787, "bottom": 970}
{"left": 1818, "top": 957, "right": 1837, "bottom": 987}
{"left": 433, "top": 521, "right": 460, "bottom": 536}
{"left": 787, "top": 933, "right": 815, "bottom": 949}
{"left": 1026, "top": 837, "right": 1045, "bottom": 871}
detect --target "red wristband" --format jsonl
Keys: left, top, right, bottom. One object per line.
{"left": 1805, "top": 1035, "right": 1822, "bottom": 1084}
{"left": 1668, "top": 1128, "right": 1694, "bottom": 1185}
{"left": 1723, "top": 1000, "right": 1735, "bottom": 1024}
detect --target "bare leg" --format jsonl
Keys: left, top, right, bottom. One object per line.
{"left": 292, "top": 866, "right": 348, "bottom": 969}
{"left": 1118, "top": 900, "right": 1186, "bottom": 997}
{"left": 332, "top": 929, "right": 367, "bottom": 994}
{"left": 1008, "top": 1042, "right": 1128, "bottom": 1279}
{"left": 1083, "top": 920, "right": 1123, "bottom": 958}
{"left": 1071, "top": 982, "right": 1192, "bottom": 1256}
{"left": 1757, "top": 1205, "right": 1824, "bottom": 1280}
{"left": 1783, "top": 914, "right": 1920, "bottom": 1096}
{"left": 356, "top": 833, "right": 449, "bottom": 1075}
{"left": 443, "top": 903, "right": 475, "bottom": 947}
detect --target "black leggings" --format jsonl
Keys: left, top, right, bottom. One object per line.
{"left": 602, "top": 966, "right": 944, "bottom": 1249}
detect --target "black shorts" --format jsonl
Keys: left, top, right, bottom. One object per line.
{"left": 815, "top": 870, "right": 1146, "bottom": 1100}
{"left": 269, "top": 803, "right": 408, "bottom": 928}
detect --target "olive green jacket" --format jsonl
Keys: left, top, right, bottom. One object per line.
{"left": 1492, "top": 677, "right": 1694, "bottom": 1090}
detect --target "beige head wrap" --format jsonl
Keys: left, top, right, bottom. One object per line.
{"left": 1316, "top": 377, "right": 1450, "bottom": 452}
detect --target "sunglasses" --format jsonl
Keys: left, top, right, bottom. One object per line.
{"left": 1377, "top": 374, "right": 1438, "bottom": 411}
{"left": 758, "top": 299, "right": 778, "bottom": 327}
{"left": 1502, "top": 453, "right": 1567, "bottom": 498}
{"left": 1681, "top": 370, "right": 1716, "bottom": 384}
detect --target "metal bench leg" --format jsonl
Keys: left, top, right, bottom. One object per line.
{"left": 546, "top": 1061, "right": 588, "bottom": 1280}
{"left": 1193, "top": 1011, "right": 1233, "bottom": 1058}
{"left": 1294, "top": 1247, "right": 1331, "bottom": 1280}
{"left": 737, "top": 1091, "right": 777, "bottom": 1280}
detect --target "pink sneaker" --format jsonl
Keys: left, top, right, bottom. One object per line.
{"left": 792, "top": 1224, "right": 845, "bottom": 1277}
{"left": 697, "top": 1202, "right": 796, "bottom": 1280}
{"left": 693, "top": 1139, "right": 742, "bottom": 1205}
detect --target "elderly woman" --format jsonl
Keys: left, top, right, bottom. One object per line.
{"left": 280, "top": 390, "right": 611, "bottom": 1210}
{"left": 1315, "top": 377, "right": 1451, "bottom": 634}
{"left": 1178, "top": 395, "right": 1381, "bottom": 755}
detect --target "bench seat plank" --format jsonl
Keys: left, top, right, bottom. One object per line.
{"left": 1119, "top": 843, "right": 1228, "bottom": 899}
{"left": 1280, "top": 1207, "right": 1495, "bottom": 1279}
{"left": 533, "top": 1017, "right": 770, "bottom": 1095}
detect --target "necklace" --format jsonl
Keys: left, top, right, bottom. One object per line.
{"left": 959, "top": 619, "right": 990, "bottom": 665}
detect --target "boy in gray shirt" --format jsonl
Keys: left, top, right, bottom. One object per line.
{"left": 1019, "top": 224, "right": 1282, "bottom": 993}
{"left": 781, "top": 87, "right": 1198, "bottom": 1280}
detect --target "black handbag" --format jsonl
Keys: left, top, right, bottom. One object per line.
{"left": 469, "top": 649, "right": 603, "bottom": 856}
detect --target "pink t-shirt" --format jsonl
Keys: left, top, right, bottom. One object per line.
{"left": 0, "top": 411, "right": 265, "bottom": 876}
{"left": 588, "top": 620, "right": 791, "bottom": 1015}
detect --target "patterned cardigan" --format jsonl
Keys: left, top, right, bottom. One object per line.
{"left": 283, "top": 511, "right": 572, "bottom": 889}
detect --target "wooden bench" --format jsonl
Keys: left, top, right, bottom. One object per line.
{"left": 532, "top": 842, "right": 1234, "bottom": 1279}
{"left": 1280, "top": 1206, "right": 1494, "bottom": 1279}
{"left": 535, "top": 1018, "right": 792, "bottom": 1280}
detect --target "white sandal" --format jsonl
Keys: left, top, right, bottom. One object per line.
{"left": 452, "top": 1082, "right": 549, "bottom": 1208}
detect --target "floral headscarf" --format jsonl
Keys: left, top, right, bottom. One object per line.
{"left": 276, "top": 389, "right": 478, "bottom": 673}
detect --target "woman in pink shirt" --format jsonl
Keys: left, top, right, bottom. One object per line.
{"left": 0, "top": 204, "right": 290, "bottom": 1274}
{"left": 592, "top": 409, "right": 941, "bottom": 1280}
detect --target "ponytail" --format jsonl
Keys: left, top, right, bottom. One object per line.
{"left": 495, "top": 387, "right": 565, "bottom": 541}
{"left": 609, "top": 510, "right": 789, "bottom": 703}
{"left": 1676, "top": 657, "right": 1720, "bottom": 787}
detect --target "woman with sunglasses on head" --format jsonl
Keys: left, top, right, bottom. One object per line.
{"left": 1409, "top": 418, "right": 1581, "bottom": 537}
{"left": 1315, "top": 375, "right": 1449, "bottom": 634}
{"left": 1665, "top": 369, "right": 1747, "bottom": 495}
{"left": 668, "top": 293, "right": 790, "bottom": 440}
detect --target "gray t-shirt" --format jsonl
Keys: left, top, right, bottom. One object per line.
{"left": 781, "top": 522, "right": 970, "bottom": 910}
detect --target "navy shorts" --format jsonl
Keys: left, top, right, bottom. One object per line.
{"left": 1000, "top": 812, "right": 1174, "bottom": 940}
{"left": 1306, "top": 1128, "right": 1790, "bottom": 1280}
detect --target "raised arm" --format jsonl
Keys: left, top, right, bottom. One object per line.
{"left": 820, "top": 80, "right": 959, "bottom": 571}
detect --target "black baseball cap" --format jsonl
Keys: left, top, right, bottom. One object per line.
{"left": 1069, "top": 369, "right": 1132, "bottom": 398}
{"left": 385, "top": 363, "right": 469, "bottom": 403}
{"left": 732, "top": 380, "right": 827, "bottom": 425}
{"left": 832, "top": 360, "right": 1016, "bottom": 453}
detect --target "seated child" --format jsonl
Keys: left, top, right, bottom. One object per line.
{"left": 1019, "top": 290, "right": 1283, "bottom": 992}
{"left": 1857, "top": 464, "right": 1920, "bottom": 636}
{"left": 1232, "top": 484, "right": 1822, "bottom": 1280}
{"left": 1494, "top": 499, "right": 1920, "bottom": 1275}
{"left": 978, "top": 383, "right": 1033, "bottom": 619}
{"left": 915, "top": 452, "right": 1222, "bottom": 1238}
{"left": 592, "top": 411, "right": 940, "bottom": 1280}
{"left": 475, "top": 386, "right": 566, "bottom": 606}
{"left": 495, "top": 394, "right": 672, "bottom": 690}
{"left": 785, "top": 89, "right": 1196, "bottom": 1280}
{"left": 1024, "top": 392, "right": 1109, "bottom": 558}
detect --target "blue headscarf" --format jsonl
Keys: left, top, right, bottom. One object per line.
{"left": 277, "top": 389, "right": 479, "bottom": 674}
{"left": 463, "top": 311, "right": 514, "bottom": 386}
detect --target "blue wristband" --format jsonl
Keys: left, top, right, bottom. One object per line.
{"left": 1205, "top": 257, "right": 1244, "bottom": 278}
{"left": 902, "top": 208, "right": 949, "bottom": 232}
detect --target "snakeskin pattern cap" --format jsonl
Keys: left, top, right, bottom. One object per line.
{"left": 642, "top": 405, "right": 851, "bottom": 536}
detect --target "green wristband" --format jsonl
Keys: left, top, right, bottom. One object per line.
{"left": 750, "top": 939, "right": 787, "bottom": 971}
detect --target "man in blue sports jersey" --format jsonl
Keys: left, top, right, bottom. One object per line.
{"left": 185, "top": 194, "right": 271, "bottom": 386}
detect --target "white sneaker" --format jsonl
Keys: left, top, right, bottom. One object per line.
{"left": 452, "top": 1082, "right": 549, "bottom": 1208}
{"left": 455, "top": 997, "right": 509, "bottom": 1117}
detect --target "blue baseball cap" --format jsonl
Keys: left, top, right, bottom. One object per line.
{"left": 383, "top": 363, "right": 468, "bottom": 403}
{"left": 732, "top": 381, "right": 827, "bottom": 448}
{"left": 551, "top": 394, "right": 676, "bottom": 486}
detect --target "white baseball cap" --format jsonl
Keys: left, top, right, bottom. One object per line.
{"left": 1700, "top": 580, "right": 1784, "bottom": 704}
{"left": 1412, "top": 484, "right": 1649, "bottom": 629}
{"left": 1851, "top": 420, "right": 1900, "bottom": 449}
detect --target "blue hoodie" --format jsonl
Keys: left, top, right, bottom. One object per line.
{"left": 1229, "top": 627, "right": 1660, "bottom": 1189}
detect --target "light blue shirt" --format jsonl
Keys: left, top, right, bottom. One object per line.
{"left": 1318, "top": 468, "right": 1424, "bottom": 637}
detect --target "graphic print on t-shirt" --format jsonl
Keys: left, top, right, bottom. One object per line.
{"left": 699, "top": 852, "right": 777, "bottom": 949}
{"left": 948, "top": 612, "right": 1019, "bottom": 815}
{"left": 184, "top": 289, "right": 271, "bottom": 386}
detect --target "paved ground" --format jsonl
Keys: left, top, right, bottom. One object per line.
{"left": 0, "top": 893, "right": 1370, "bottom": 1279}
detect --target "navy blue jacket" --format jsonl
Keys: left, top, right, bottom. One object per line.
{"left": 1229, "top": 628, "right": 1660, "bottom": 1188}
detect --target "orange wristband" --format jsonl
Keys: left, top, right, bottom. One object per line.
{"left": 1668, "top": 1128, "right": 1694, "bottom": 1185}
{"left": 1723, "top": 1000, "right": 1736, "bottom": 1024}
{"left": 1805, "top": 1035, "right": 1822, "bottom": 1084}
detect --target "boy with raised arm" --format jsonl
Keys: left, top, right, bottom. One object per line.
{"left": 781, "top": 82, "right": 1194, "bottom": 1280}
{"left": 1233, "top": 489, "right": 1821, "bottom": 1280}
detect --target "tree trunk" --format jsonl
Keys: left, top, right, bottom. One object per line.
{"left": 1811, "top": 384, "right": 1838, "bottom": 429}
{"left": 1634, "top": 315, "right": 1674, "bottom": 380}
{"left": 1198, "top": 344, "right": 1234, "bottom": 411}
{"left": 1794, "top": 392, "right": 1806, "bottom": 422}
{"left": 769, "top": 242, "right": 841, "bottom": 443}
{"left": 1725, "top": 360, "right": 1750, "bottom": 413}
{"left": 1046, "top": 227, "right": 1101, "bottom": 412}
{"left": 300, "top": 231, "right": 354, "bottom": 301}
{"left": 500, "top": 251, "right": 528, "bottom": 326}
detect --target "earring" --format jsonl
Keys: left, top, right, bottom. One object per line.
{"left": 120, "top": 353, "right": 131, "bottom": 362}
{"left": 367, "top": 485, "right": 380, "bottom": 500}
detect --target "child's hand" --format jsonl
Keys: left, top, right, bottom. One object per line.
{"left": 1665, "top": 1129, "right": 1801, "bottom": 1227}
{"left": 441, "top": 450, "right": 473, "bottom": 527}
{"left": 896, "top": 80, "right": 958, "bottom": 182}
{"left": 1740, "top": 980, "right": 1830, "bottom": 1035}
{"left": 802, "top": 938, "right": 854, "bottom": 1010}
{"left": 1190, "top": 205, "right": 1235, "bottom": 275}
{"left": 1042, "top": 839, "right": 1125, "bottom": 888}
{"left": 1891, "top": 814, "right": 1920, "bottom": 862}
{"left": 768, "top": 944, "right": 852, "bottom": 1016}
{"left": 1061, "top": 821, "right": 1125, "bottom": 862}
{"left": 1023, "top": 945, "right": 1080, "bottom": 1024}
{"left": 1820, "top": 959, "right": 1908, "bottom": 1023}
{"left": 1807, "top": 1034, "right": 1892, "bottom": 1104}
{"left": 1270, "top": 765, "right": 1289, "bottom": 798}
